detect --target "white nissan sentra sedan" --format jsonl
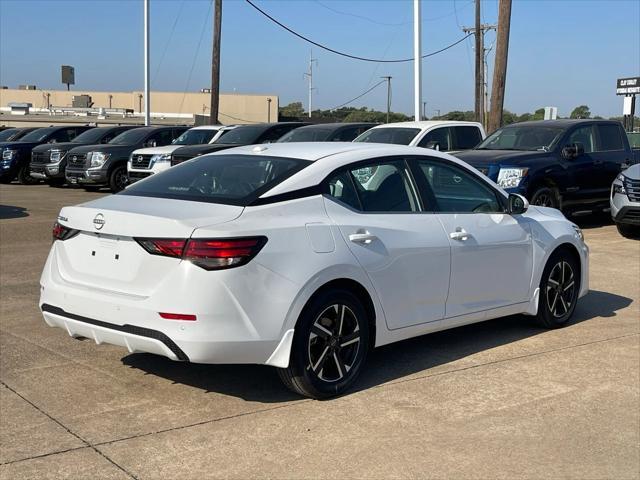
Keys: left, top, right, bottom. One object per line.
{"left": 40, "top": 143, "right": 589, "bottom": 398}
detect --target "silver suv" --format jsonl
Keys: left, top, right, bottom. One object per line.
{"left": 611, "top": 163, "right": 640, "bottom": 238}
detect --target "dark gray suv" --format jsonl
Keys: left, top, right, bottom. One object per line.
{"left": 65, "top": 126, "right": 187, "bottom": 192}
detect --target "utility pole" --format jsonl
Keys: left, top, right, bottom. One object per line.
{"left": 422, "top": 101, "right": 427, "bottom": 120}
{"left": 143, "top": 0, "right": 150, "bottom": 126}
{"left": 210, "top": 0, "right": 222, "bottom": 125}
{"left": 381, "top": 76, "right": 392, "bottom": 123}
{"left": 463, "top": 1, "right": 496, "bottom": 128}
{"left": 488, "top": 0, "right": 512, "bottom": 133}
{"left": 413, "top": 0, "right": 422, "bottom": 122}
{"left": 304, "top": 50, "right": 317, "bottom": 118}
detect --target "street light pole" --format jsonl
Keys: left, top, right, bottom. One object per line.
{"left": 143, "top": 0, "right": 150, "bottom": 126}
{"left": 413, "top": 0, "right": 422, "bottom": 122}
{"left": 381, "top": 76, "right": 392, "bottom": 123}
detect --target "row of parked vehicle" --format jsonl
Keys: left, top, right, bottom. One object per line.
{"left": 1, "top": 118, "right": 638, "bottom": 236}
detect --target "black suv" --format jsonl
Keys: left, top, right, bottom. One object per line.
{"left": 455, "top": 120, "right": 639, "bottom": 214}
{"left": 171, "top": 123, "right": 309, "bottom": 166}
{"left": 65, "top": 126, "right": 188, "bottom": 192}
{"left": 30, "top": 126, "right": 139, "bottom": 186}
{"left": 276, "top": 123, "right": 376, "bottom": 142}
{"left": 1, "top": 126, "right": 93, "bottom": 184}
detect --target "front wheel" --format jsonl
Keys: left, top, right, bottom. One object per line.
{"left": 530, "top": 186, "right": 560, "bottom": 209}
{"left": 17, "top": 164, "right": 39, "bottom": 185}
{"left": 616, "top": 222, "right": 639, "bottom": 239}
{"left": 278, "top": 289, "right": 370, "bottom": 399}
{"left": 108, "top": 165, "right": 128, "bottom": 193}
{"left": 535, "top": 249, "right": 579, "bottom": 329}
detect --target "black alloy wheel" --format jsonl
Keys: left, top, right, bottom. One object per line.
{"left": 109, "top": 165, "right": 128, "bottom": 193}
{"left": 536, "top": 250, "right": 579, "bottom": 328}
{"left": 530, "top": 186, "right": 559, "bottom": 209}
{"left": 279, "top": 289, "right": 369, "bottom": 399}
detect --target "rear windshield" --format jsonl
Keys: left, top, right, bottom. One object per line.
{"left": 119, "top": 154, "right": 311, "bottom": 205}
{"left": 354, "top": 127, "right": 421, "bottom": 145}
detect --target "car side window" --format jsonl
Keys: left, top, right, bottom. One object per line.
{"left": 262, "top": 126, "right": 293, "bottom": 143}
{"left": 101, "top": 130, "right": 122, "bottom": 144}
{"left": 332, "top": 127, "right": 362, "bottom": 142}
{"left": 327, "top": 160, "right": 419, "bottom": 212}
{"left": 415, "top": 159, "right": 503, "bottom": 213}
{"left": 452, "top": 126, "right": 482, "bottom": 150}
{"left": 596, "top": 124, "right": 624, "bottom": 151}
{"left": 49, "top": 129, "right": 72, "bottom": 143}
{"left": 150, "top": 130, "right": 174, "bottom": 146}
{"left": 418, "top": 127, "right": 451, "bottom": 151}
{"left": 566, "top": 126, "right": 595, "bottom": 153}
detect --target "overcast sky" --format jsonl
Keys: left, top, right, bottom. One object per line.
{"left": 1, "top": 0, "right": 638, "bottom": 118}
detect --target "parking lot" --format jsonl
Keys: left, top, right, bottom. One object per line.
{"left": 0, "top": 183, "right": 638, "bottom": 479}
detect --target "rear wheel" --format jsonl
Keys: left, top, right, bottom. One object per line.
{"left": 108, "top": 165, "right": 128, "bottom": 193}
{"left": 535, "top": 249, "right": 579, "bottom": 328}
{"left": 278, "top": 289, "right": 370, "bottom": 399}
{"left": 616, "top": 222, "right": 639, "bottom": 239}
{"left": 530, "top": 186, "right": 559, "bottom": 209}
{"left": 17, "top": 164, "right": 38, "bottom": 185}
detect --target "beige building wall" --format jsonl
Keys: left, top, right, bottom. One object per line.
{"left": 0, "top": 88, "right": 279, "bottom": 124}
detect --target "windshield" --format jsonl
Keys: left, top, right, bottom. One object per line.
{"left": 108, "top": 129, "right": 150, "bottom": 145}
{"left": 354, "top": 127, "right": 421, "bottom": 145}
{"left": 477, "top": 125, "right": 565, "bottom": 151}
{"left": 0, "top": 129, "right": 18, "bottom": 142}
{"left": 70, "top": 128, "right": 109, "bottom": 144}
{"left": 120, "top": 154, "right": 310, "bottom": 205}
{"left": 277, "top": 128, "right": 332, "bottom": 142}
{"left": 19, "top": 127, "right": 56, "bottom": 143}
{"left": 214, "top": 126, "right": 265, "bottom": 145}
{"left": 172, "top": 129, "right": 218, "bottom": 145}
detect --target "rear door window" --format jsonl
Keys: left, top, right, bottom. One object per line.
{"left": 418, "top": 127, "right": 451, "bottom": 151}
{"left": 451, "top": 126, "right": 482, "bottom": 150}
{"left": 597, "top": 124, "right": 624, "bottom": 151}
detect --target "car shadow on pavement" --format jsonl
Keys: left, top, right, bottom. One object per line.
{"left": 121, "top": 289, "right": 631, "bottom": 403}
{"left": 573, "top": 212, "right": 614, "bottom": 229}
{"left": 0, "top": 204, "right": 29, "bottom": 219}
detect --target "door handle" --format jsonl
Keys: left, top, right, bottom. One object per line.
{"left": 449, "top": 228, "right": 470, "bottom": 241}
{"left": 593, "top": 159, "right": 603, "bottom": 165}
{"left": 349, "top": 231, "right": 377, "bottom": 245}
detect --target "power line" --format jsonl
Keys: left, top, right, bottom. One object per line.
{"left": 245, "top": 0, "right": 472, "bottom": 63}
{"left": 152, "top": 0, "right": 186, "bottom": 87}
{"left": 327, "top": 80, "right": 386, "bottom": 111}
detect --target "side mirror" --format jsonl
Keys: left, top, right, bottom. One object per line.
{"left": 424, "top": 141, "right": 441, "bottom": 151}
{"left": 561, "top": 142, "right": 585, "bottom": 160}
{"left": 508, "top": 193, "right": 529, "bottom": 215}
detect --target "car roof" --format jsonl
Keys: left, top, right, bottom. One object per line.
{"left": 291, "top": 123, "right": 377, "bottom": 132}
{"left": 368, "top": 120, "right": 482, "bottom": 130}
{"left": 505, "top": 119, "right": 621, "bottom": 128}
{"left": 190, "top": 125, "right": 226, "bottom": 131}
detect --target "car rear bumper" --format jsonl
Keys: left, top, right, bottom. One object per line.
{"left": 39, "top": 244, "right": 294, "bottom": 365}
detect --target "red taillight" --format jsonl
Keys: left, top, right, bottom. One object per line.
{"left": 52, "top": 222, "right": 79, "bottom": 241}
{"left": 184, "top": 237, "right": 267, "bottom": 270}
{"left": 135, "top": 236, "right": 267, "bottom": 270}
{"left": 159, "top": 312, "right": 197, "bottom": 321}
{"left": 136, "top": 238, "right": 186, "bottom": 257}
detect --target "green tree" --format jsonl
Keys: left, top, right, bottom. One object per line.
{"left": 532, "top": 108, "right": 545, "bottom": 120}
{"left": 570, "top": 105, "right": 591, "bottom": 119}
{"left": 279, "top": 102, "right": 305, "bottom": 118}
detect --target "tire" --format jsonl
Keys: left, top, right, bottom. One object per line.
{"left": 530, "top": 186, "right": 560, "bottom": 209}
{"left": 108, "top": 165, "right": 128, "bottom": 193}
{"left": 616, "top": 222, "right": 639, "bottom": 239}
{"left": 278, "top": 288, "right": 370, "bottom": 399}
{"left": 535, "top": 249, "right": 580, "bottom": 329}
{"left": 17, "top": 164, "right": 38, "bottom": 185}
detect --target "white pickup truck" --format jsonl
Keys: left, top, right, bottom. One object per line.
{"left": 353, "top": 120, "right": 486, "bottom": 152}
{"left": 127, "top": 125, "right": 235, "bottom": 183}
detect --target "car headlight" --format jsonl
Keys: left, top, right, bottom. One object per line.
{"left": 2, "top": 149, "right": 17, "bottom": 161}
{"left": 497, "top": 167, "right": 528, "bottom": 188}
{"left": 49, "top": 150, "right": 65, "bottom": 163}
{"left": 90, "top": 152, "right": 110, "bottom": 168}
{"left": 151, "top": 153, "right": 171, "bottom": 164}
{"left": 572, "top": 224, "right": 584, "bottom": 242}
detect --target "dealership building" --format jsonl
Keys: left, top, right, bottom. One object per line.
{"left": 0, "top": 87, "right": 279, "bottom": 127}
